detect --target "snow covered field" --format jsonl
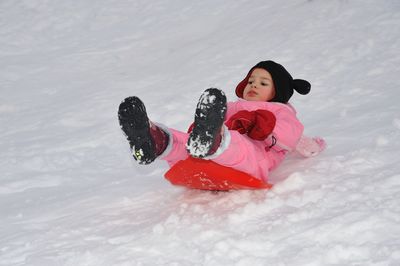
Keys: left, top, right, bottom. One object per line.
{"left": 1, "top": 0, "right": 400, "bottom": 265}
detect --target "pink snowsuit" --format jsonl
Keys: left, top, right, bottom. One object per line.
{"left": 159, "top": 99, "right": 304, "bottom": 182}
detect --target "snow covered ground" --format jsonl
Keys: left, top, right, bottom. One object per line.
{"left": 1, "top": 0, "right": 400, "bottom": 265}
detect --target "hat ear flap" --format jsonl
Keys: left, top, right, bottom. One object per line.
{"left": 293, "top": 79, "right": 311, "bottom": 95}
{"left": 235, "top": 78, "right": 248, "bottom": 98}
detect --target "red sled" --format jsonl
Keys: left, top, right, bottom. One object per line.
{"left": 164, "top": 157, "right": 273, "bottom": 191}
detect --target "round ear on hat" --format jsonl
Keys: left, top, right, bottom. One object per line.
{"left": 293, "top": 79, "right": 311, "bottom": 95}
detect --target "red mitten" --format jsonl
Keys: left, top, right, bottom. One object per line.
{"left": 225, "top": 110, "right": 256, "bottom": 134}
{"left": 248, "top": 110, "right": 276, "bottom": 140}
{"left": 226, "top": 110, "right": 276, "bottom": 140}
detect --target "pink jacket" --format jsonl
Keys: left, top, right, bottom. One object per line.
{"left": 226, "top": 99, "right": 304, "bottom": 153}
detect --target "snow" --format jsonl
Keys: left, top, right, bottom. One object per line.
{"left": 1, "top": 0, "right": 400, "bottom": 265}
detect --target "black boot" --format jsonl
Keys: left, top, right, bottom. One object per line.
{"left": 186, "top": 88, "right": 227, "bottom": 158}
{"left": 118, "top": 96, "right": 159, "bottom": 164}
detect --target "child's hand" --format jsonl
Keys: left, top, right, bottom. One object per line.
{"left": 225, "top": 110, "right": 276, "bottom": 140}
{"left": 225, "top": 110, "right": 254, "bottom": 134}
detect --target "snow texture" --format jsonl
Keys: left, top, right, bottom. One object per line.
{"left": 1, "top": 0, "right": 400, "bottom": 265}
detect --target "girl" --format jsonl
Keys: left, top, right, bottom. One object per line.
{"left": 118, "top": 60, "right": 325, "bottom": 183}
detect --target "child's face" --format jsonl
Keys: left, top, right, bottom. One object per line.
{"left": 243, "top": 68, "right": 276, "bottom": 102}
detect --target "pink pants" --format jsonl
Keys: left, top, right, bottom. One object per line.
{"left": 159, "top": 126, "right": 286, "bottom": 182}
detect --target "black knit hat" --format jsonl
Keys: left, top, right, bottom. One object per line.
{"left": 235, "top": 60, "right": 311, "bottom": 103}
